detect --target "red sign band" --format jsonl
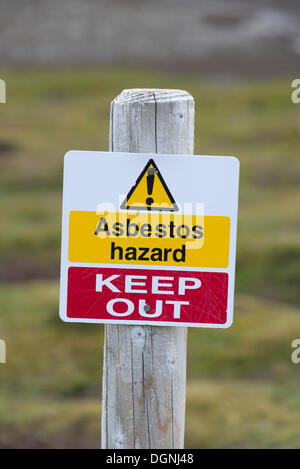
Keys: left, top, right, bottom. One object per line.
{"left": 67, "top": 267, "right": 228, "bottom": 325}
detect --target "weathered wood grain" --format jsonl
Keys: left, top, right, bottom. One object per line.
{"left": 101, "top": 88, "right": 195, "bottom": 449}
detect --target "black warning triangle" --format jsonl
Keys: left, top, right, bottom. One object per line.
{"left": 120, "top": 159, "right": 178, "bottom": 212}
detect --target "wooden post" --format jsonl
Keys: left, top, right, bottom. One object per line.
{"left": 101, "top": 89, "right": 195, "bottom": 449}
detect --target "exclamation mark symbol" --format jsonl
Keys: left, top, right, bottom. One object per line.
{"left": 146, "top": 167, "right": 155, "bottom": 207}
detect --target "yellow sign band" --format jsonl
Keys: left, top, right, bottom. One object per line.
{"left": 68, "top": 211, "right": 230, "bottom": 268}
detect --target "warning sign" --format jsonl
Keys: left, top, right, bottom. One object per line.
{"left": 120, "top": 159, "right": 178, "bottom": 211}
{"left": 60, "top": 151, "right": 239, "bottom": 328}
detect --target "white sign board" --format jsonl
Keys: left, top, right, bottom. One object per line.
{"left": 60, "top": 151, "right": 239, "bottom": 328}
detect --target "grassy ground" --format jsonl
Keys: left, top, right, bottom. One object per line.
{"left": 0, "top": 68, "right": 299, "bottom": 448}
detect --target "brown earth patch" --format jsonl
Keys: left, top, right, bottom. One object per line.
{"left": 0, "top": 258, "right": 59, "bottom": 283}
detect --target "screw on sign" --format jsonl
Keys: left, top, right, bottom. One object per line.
{"left": 59, "top": 89, "right": 239, "bottom": 448}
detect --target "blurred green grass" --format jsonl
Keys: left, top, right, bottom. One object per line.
{"left": 1, "top": 68, "right": 300, "bottom": 301}
{"left": 0, "top": 68, "right": 299, "bottom": 448}
{"left": 0, "top": 282, "right": 299, "bottom": 448}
